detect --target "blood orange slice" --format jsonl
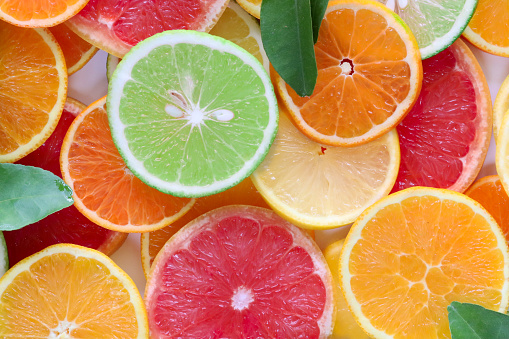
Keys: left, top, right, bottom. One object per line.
{"left": 6, "top": 98, "right": 127, "bottom": 266}
{"left": 145, "top": 205, "right": 335, "bottom": 338}
{"left": 392, "top": 39, "right": 492, "bottom": 193}
{"left": 66, "top": 0, "right": 229, "bottom": 57}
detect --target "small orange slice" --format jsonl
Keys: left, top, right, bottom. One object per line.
{"left": 0, "top": 0, "right": 90, "bottom": 27}
{"left": 340, "top": 187, "right": 509, "bottom": 338}
{"left": 0, "top": 21, "right": 67, "bottom": 163}
{"left": 236, "top": 0, "right": 261, "bottom": 19}
{"left": 0, "top": 244, "right": 148, "bottom": 338}
{"left": 275, "top": 0, "right": 422, "bottom": 146}
{"left": 60, "top": 96, "right": 195, "bottom": 233}
{"left": 49, "top": 23, "right": 98, "bottom": 75}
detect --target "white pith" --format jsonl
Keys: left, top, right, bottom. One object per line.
{"left": 231, "top": 286, "right": 254, "bottom": 311}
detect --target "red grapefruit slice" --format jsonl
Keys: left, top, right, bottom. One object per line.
{"left": 66, "top": 0, "right": 229, "bottom": 57}
{"left": 6, "top": 98, "right": 127, "bottom": 266}
{"left": 392, "top": 39, "right": 491, "bottom": 193}
{"left": 145, "top": 205, "right": 335, "bottom": 338}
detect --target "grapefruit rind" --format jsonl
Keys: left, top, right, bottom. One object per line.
{"left": 145, "top": 205, "right": 335, "bottom": 338}
{"left": 0, "top": 243, "right": 149, "bottom": 338}
{"left": 276, "top": 0, "right": 422, "bottom": 147}
{"left": 107, "top": 30, "right": 278, "bottom": 198}
{"left": 340, "top": 187, "right": 509, "bottom": 338}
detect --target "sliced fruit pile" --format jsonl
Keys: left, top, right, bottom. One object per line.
{"left": 3, "top": 0, "right": 509, "bottom": 338}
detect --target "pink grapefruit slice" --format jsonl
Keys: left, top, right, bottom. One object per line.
{"left": 66, "top": 0, "right": 229, "bottom": 57}
{"left": 392, "top": 38, "right": 491, "bottom": 193}
{"left": 6, "top": 98, "right": 127, "bottom": 266}
{"left": 145, "top": 205, "right": 335, "bottom": 338}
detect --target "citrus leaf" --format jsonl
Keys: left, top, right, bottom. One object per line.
{"left": 261, "top": 0, "right": 317, "bottom": 96}
{"left": 448, "top": 302, "right": 509, "bottom": 339}
{"left": 0, "top": 163, "right": 73, "bottom": 231}
{"left": 311, "top": 0, "right": 328, "bottom": 43}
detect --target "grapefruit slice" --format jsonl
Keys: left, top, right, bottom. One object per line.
{"left": 392, "top": 39, "right": 492, "bottom": 193}
{"left": 66, "top": 0, "right": 229, "bottom": 57}
{"left": 5, "top": 98, "right": 127, "bottom": 266}
{"left": 145, "top": 205, "right": 335, "bottom": 338}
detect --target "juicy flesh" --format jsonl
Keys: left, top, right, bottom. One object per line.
{"left": 150, "top": 214, "right": 327, "bottom": 337}
{"left": 468, "top": 0, "right": 509, "bottom": 47}
{"left": 49, "top": 23, "right": 95, "bottom": 71}
{"left": 349, "top": 195, "right": 506, "bottom": 338}
{"left": 286, "top": 8, "right": 411, "bottom": 138}
{"left": 393, "top": 45, "right": 477, "bottom": 192}
{"left": 0, "top": 0, "right": 81, "bottom": 20}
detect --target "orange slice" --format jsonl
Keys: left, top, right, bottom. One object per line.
{"left": 49, "top": 23, "right": 98, "bottom": 75}
{"left": 0, "top": 0, "right": 90, "bottom": 27}
{"left": 60, "top": 96, "right": 195, "bottom": 232}
{"left": 236, "top": 0, "right": 261, "bottom": 19}
{"left": 0, "top": 244, "right": 148, "bottom": 337}
{"left": 0, "top": 21, "right": 67, "bottom": 163}
{"left": 340, "top": 187, "right": 509, "bottom": 338}
{"left": 141, "top": 177, "right": 270, "bottom": 278}
{"left": 463, "top": 0, "right": 509, "bottom": 57}
{"left": 275, "top": 0, "right": 422, "bottom": 146}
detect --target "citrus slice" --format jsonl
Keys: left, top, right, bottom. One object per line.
{"left": 60, "top": 96, "right": 195, "bottom": 232}
{"left": 466, "top": 175, "right": 509, "bottom": 243}
{"left": 141, "top": 177, "right": 270, "bottom": 278}
{"left": 0, "top": 244, "right": 148, "bottom": 338}
{"left": 49, "top": 23, "right": 98, "bottom": 75}
{"left": 340, "top": 187, "right": 509, "bottom": 338}
{"left": 0, "top": 232, "right": 7, "bottom": 277}
{"left": 324, "top": 240, "right": 370, "bottom": 339}
{"left": 145, "top": 205, "right": 335, "bottom": 338}
{"left": 107, "top": 30, "right": 278, "bottom": 198}
{"left": 251, "top": 107, "right": 400, "bottom": 229}
{"left": 0, "top": 22, "right": 67, "bottom": 163}
{"left": 7, "top": 98, "right": 127, "bottom": 266}
{"left": 495, "top": 111, "right": 509, "bottom": 196}
{"left": 0, "top": 0, "right": 89, "bottom": 27}
{"left": 493, "top": 73, "right": 509, "bottom": 141}
{"left": 236, "top": 0, "right": 261, "bottom": 19}
{"left": 275, "top": 0, "right": 422, "bottom": 147}
{"left": 377, "top": 0, "right": 477, "bottom": 59}
{"left": 66, "top": 0, "right": 229, "bottom": 57}
{"left": 463, "top": 0, "right": 509, "bottom": 57}
{"left": 392, "top": 39, "right": 491, "bottom": 193}
{"left": 106, "top": 54, "right": 120, "bottom": 82}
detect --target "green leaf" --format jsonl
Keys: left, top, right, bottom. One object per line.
{"left": 261, "top": 0, "right": 317, "bottom": 96}
{"left": 448, "top": 302, "right": 509, "bottom": 339}
{"left": 310, "top": 0, "right": 329, "bottom": 43}
{"left": 0, "top": 163, "right": 73, "bottom": 231}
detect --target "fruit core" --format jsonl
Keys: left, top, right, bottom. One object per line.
{"left": 50, "top": 320, "right": 77, "bottom": 338}
{"left": 231, "top": 286, "right": 255, "bottom": 311}
{"left": 340, "top": 58, "right": 354, "bottom": 75}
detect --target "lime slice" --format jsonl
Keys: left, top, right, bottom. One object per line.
{"left": 377, "top": 0, "right": 478, "bottom": 59}
{"left": 0, "top": 231, "right": 8, "bottom": 277}
{"left": 107, "top": 30, "right": 278, "bottom": 198}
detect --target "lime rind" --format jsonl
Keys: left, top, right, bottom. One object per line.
{"left": 107, "top": 30, "right": 278, "bottom": 198}
{"left": 379, "top": 0, "right": 478, "bottom": 59}
{"left": 0, "top": 232, "right": 8, "bottom": 277}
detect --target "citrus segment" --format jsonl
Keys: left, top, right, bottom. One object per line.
{"left": 463, "top": 0, "right": 509, "bottom": 57}
{"left": 0, "top": 22, "right": 67, "bottom": 163}
{"left": 236, "top": 0, "right": 261, "bottom": 19}
{"left": 324, "top": 240, "right": 370, "bottom": 339}
{"left": 275, "top": 0, "right": 422, "bottom": 146}
{"left": 0, "top": 0, "right": 89, "bottom": 27}
{"left": 145, "top": 205, "right": 334, "bottom": 338}
{"left": 49, "top": 23, "right": 98, "bottom": 75}
{"left": 6, "top": 98, "right": 126, "bottom": 266}
{"left": 60, "top": 96, "right": 194, "bottom": 232}
{"left": 340, "top": 187, "right": 509, "bottom": 338}
{"left": 107, "top": 30, "right": 278, "bottom": 197}
{"left": 0, "top": 244, "right": 148, "bottom": 338}
{"left": 392, "top": 39, "right": 491, "bottom": 193}
{"left": 141, "top": 177, "right": 269, "bottom": 278}
{"left": 67, "top": 0, "right": 229, "bottom": 57}
{"left": 251, "top": 108, "right": 400, "bottom": 229}
{"left": 494, "top": 73, "right": 509, "bottom": 141}
{"left": 377, "top": 0, "right": 477, "bottom": 59}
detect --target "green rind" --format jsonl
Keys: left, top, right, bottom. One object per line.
{"left": 0, "top": 232, "right": 8, "bottom": 277}
{"left": 107, "top": 30, "right": 278, "bottom": 198}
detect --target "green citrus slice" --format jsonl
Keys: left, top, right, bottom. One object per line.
{"left": 107, "top": 30, "right": 278, "bottom": 198}
{"left": 0, "top": 232, "right": 7, "bottom": 277}
{"left": 377, "top": 0, "right": 478, "bottom": 59}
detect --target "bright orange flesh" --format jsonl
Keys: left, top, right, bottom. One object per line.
{"left": 341, "top": 187, "right": 509, "bottom": 338}
{"left": 276, "top": 0, "right": 422, "bottom": 146}
{"left": 0, "top": 244, "right": 148, "bottom": 338}
{"left": 235, "top": 0, "right": 261, "bottom": 18}
{"left": 60, "top": 97, "right": 194, "bottom": 233}
{"left": 49, "top": 23, "right": 98, "bottom": 74}
{"left": 0, "top": 22, "right": 67, "bottom": 162}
